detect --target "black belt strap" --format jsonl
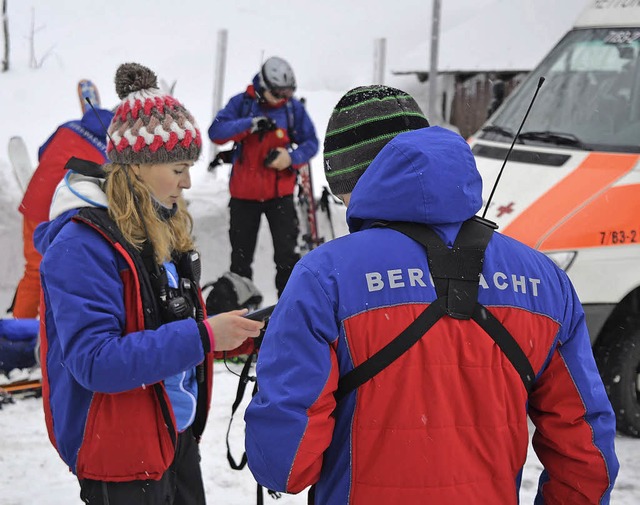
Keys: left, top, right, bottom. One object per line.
{"left": 226, "top": 353, "right": 256, "bottom": 470}
{"left": 225, "top": 352, "right": 282, "bottom": 503}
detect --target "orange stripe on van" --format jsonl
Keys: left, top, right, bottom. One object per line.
{"left": 502, "top": 153, "right": 639, "bottom": 249}
{"left": 539, "top": 184, "right": 640, "bottom": 250}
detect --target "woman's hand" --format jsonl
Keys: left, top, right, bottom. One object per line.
{"left": 206, "top": 309, "right": 264, "bottom": 351}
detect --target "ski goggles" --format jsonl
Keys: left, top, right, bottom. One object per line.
{"left": 270, "top": 87, "right": 295, "bottom": 100}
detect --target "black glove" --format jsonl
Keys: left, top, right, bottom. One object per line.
{"left": 250, "top": 116, "right": 277, "bottom": 134}
{"left": 207, "top": 149, "right": 234, "bottom": 172}
{"left": 264, "top": 149, "right": 280, "bottom": 166}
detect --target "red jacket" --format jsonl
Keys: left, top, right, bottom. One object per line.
{"left": 229, "top": 125, "right": 296, "bottom": 201}
{"left": 20, "top": 117, "right": 110, "bottom": 222}
{"left": 209, "top": 85, "right": 319, "bottom": 201}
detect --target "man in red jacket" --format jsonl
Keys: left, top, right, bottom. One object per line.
{"left": 208, "top": 56, "right": 318, "bottom": 297}
{"left": 12, "top": 107, "right": 113, "bottom": 318}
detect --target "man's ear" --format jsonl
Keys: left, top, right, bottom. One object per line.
{"left": 338, "top": 193, "right": 351, "bottom": 206}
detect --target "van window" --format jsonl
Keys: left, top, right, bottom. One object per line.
{"left": 481, "top": 28, "right": 640, "bottom": 153}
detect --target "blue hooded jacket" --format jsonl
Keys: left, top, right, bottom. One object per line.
{"left": 245, "top": 126, "right": 618, "bottom": 504}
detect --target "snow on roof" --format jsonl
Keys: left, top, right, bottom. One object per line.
{"left": 393, "top": 0, "right": 591, "bottom": 74}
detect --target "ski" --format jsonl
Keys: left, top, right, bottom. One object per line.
{"left": 160, "top": 78, "right": 177, "bottom": 95}
{"left": 319, "top": 186, "right": 337, "bottom": 241}
{"left": 1, "top": 378, "right": 41, "bottom": 393}
{"left": 0, "top": 378, "right": 42, "bottom": 403}
{"left": 297, "top": 162, "right": 323, "bottom": 253}
{"left": 295, "top": 97, "right": 323, "bottom": 253}
{"left": 78, "top": 79, "right": 100, "bottom": 113}
{"left": 8, "top": 136, "right": 33, "bottom": 192}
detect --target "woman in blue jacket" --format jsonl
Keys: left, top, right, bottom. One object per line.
{"left": 36, "top": 63, "right": 263, "bottom": 505}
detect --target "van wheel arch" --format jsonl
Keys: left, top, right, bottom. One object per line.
{"left": 594, "top": 321, "right": 640, "bottom": 438}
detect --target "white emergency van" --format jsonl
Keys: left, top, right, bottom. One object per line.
{"left": 470, "top": 0, "right": 640, "bottom": 436}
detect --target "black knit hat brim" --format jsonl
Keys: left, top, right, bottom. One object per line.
{"left": 323, "top": 86, "right": 429, "bottom": 196}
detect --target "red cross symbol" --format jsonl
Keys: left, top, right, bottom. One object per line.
{"left": 497, "top": 202, "right": 515, "bottom": 217}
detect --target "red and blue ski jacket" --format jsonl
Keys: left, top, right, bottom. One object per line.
{"left": 19, "top": 108, "right": 113, "bottom": 223}
{"left": 245, "top": 126, "right": 619, "bottom": 504}
{"left": 34, "top": 176, "right": 214, "bottom": 482}
{"left": 208, "top": 83, "right": 318, "bottom": 201}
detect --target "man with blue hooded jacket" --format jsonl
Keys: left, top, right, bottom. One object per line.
{"left": 208, "top": 56, "right": 318, "bottom": 297}
{"left": 244, "top": 86, "right": 619, "bottom": 504}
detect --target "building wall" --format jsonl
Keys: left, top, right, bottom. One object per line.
{"left": 391, "top": 71, "right": 526, "bottom": 139}
{"left": 450, "top": 72, "right": 525, "bottom": 138}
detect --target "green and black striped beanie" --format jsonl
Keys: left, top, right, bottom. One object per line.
{"left": 323, "top": 85, "right": 429, "bottom": 196}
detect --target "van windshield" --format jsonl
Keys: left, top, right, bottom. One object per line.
{"left": 481, "top": 28, "right": 640, "bottom": 153}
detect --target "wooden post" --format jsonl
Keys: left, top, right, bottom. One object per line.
{"left": 428, "top": 0, "right": 442, "bottom": 121}
{"left": 373, "top": 38, "right": 386, "bottom": 84}
{"left": 2, "top": 0, "right": 8, "bottom": 72}
{"left": 210, "top": 29, "right": 228, "bottom": 175}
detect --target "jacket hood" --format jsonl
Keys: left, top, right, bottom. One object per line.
{"left": 80, "top": 107, "right": 114, "bottom": 139}
{"left": 37, "top": 109, "right": 113, "bottom": 161}
{"left": 35, "top": 171, "right": 108, "bottom": 255}
{"left": 346, "top": 126, "right": 482, "bottom": 233}
{"left": 48, "top": 171, "right": 108, "bottom": 221}
{"left": 250, "top": 75, "right": 263, "bottom": 97}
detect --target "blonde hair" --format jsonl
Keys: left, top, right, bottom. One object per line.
{"left": 104, "top": 164, "right": 195, "bottom": 263}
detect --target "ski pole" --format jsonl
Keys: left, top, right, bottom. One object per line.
{"left": 320, "top": 187, "right": 336, "bottom": 240}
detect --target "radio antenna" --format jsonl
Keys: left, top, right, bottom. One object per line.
{"left": 482, "top": 76, "right": 545, "bottom": 219}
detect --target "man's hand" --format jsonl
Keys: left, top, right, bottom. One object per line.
{"left": 206, "top": 309, "right": 264, "bottom": 351}
{"left": 265, "top": 147, "right": 292, "bottom": 171}
{"left": 250, "top": 116, "right": 277, "bottom": 134}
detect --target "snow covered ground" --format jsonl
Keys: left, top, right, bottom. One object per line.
{"left": 0, "top": 0, "right": 638, "bottom": 503}
{"left": 2, "top": 345, "right": 640, "bottom": 504}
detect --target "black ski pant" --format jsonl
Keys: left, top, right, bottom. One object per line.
{"left": 229, "top": 196, "right": 300, "bottom": 297}
{"left": 79, "top": 428, "right": 206, "bottom": 505}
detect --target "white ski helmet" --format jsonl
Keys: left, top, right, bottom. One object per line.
{"left": 259, "top": 56, "right": 296, "bottom": 96}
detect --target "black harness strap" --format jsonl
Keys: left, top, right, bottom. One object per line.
{"left": 392, "top": 218, "right": 534, "bottom": 392}
{"left": 471, "top": 304, "right": 535, "bottom": 392}
{"left": 335, "top": 297, "right": 447, "bottom": 403}
{"left": 387, "top": 218, "right": 494, "bottom": 319}
{"left": 335, "top": 217, "right": 535, "bottom": 402}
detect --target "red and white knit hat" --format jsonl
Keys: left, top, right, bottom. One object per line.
{"left": 107, "top": 62, "right": 201, "bottom": 164}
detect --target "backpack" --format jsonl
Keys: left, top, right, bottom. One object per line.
{"left": 202, "top": 272, "right": 263, "bottom": 315}
{"left": 0, "top": 319, "right": 40, "bottom": 374}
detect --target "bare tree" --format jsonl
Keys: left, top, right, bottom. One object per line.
{"left": 28, "top": 7, "right": 37, "bottom": 68}
{"left": 2, "top": 0, "right": 9, "bottom": 72}
{"left": 28, "top": 7, "right": 54, "bottom": 69}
